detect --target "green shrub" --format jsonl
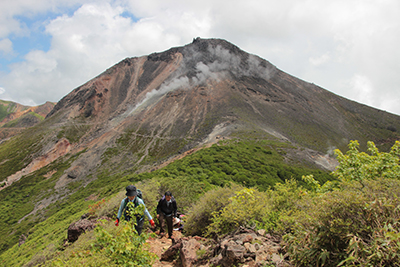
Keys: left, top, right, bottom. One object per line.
{"left": 184, "top": 183, "right": 244, "bottom": 236}
{"left": 334, "top": 140, "right": 400, "bottom": 184}
{"left": 342, "top": 221, "right": 400, "bottom": 267}
{"left": 93, "top": 203, "right": 156, "bottom": 266}
{"left": 283, "top": 178, "right": 400, "bottom": 267}
{"left": 206, "top": 187, "right": 270, "bottom": 236}
{"left": 52, "top": 204, "right": 157, "bottom": 267}
{"left": 50, "top": 252, "right": 117, "bottom": 267}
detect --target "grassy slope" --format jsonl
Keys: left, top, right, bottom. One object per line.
{"left": 1, "top": 112, "right": 44, "bottom": 128}
{"left": 0, "top": 100, "right": 16, "bottom": 122}
{"left": 0, "top": 138, "right": 333, "bottom": 266}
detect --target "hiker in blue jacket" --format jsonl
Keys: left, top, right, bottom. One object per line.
{"left": 115, "top": 185, "right": 155, "bottom": 235}
{"left": 156, "top": 191, "right": 177, "bottom": 239}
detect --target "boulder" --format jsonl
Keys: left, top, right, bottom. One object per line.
{"left": 257, "top": 229, "right": 266, "bottom": 236}
{"left": 208, "top": 228, "right": 293, "bottom": 266}
{"left": 161, "top": 239, "right": 182, "bottom": 261}
{"left": 180, "top": 238, "right": 201, "bottom": 267}
{"left": 67, "top": 219, "right": 96, "bottom": 243}
{"left": 221, "top": 241, "right": 246, "bottom": 266}
{"left": 19, "top": 234, "right": 27, "bottom": 247}
{"left": 162, "top": 228, "right": 293, "bottom": 266}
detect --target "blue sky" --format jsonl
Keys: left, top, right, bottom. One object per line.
{"left": 0, "top": 0, "right": 400, "bottom": 116}
{"left": 1, "top": 6, "right": 139, "bottom": 72}
{"left": 2, "top": 18, "right": 50, "bottom": 71}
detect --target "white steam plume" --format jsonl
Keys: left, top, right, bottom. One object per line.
{"left": 129, "top": 45, "right": 276, "bottom": 114}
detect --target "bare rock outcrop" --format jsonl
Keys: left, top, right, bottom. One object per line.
{"left": 180, "top": 238, "right": 202, "bottom": 267}
{"left": 67, "top": 218, "right": 97, "bottom": 243}
{"left": 210, "top": 228, "right": 291, "bottom": 267}
{"left": 161, "top": 228, "right": 293, "bottom": 267}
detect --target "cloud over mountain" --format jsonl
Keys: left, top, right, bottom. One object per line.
{"left": 0, "top": 0, "right": 399, "bottom": 116}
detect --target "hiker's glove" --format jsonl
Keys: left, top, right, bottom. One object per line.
{"left": 150, "top": 219, "right": 155, "bottom": 227}
{"left": 115, "top": 218, "right": 119, "bottom": 226}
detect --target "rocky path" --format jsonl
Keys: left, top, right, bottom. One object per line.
{"left": 145, "top": 228, "right": 293, "bottom": 267}
{"left": 146, "top": 230, "right": 183, "bottom": 267}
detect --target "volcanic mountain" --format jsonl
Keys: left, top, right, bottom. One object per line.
{"left": 45, "top": 37, "right": 400, "bottom": 170}
{"left": 1, "top": 38, "right": 400, "bottom": 258}
{"left": 3, "top": 37, "right": 400, "bottom": 189}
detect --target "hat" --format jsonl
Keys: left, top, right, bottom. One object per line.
{"left": 173, "top": 217, "right": 180, "bottom": 225}
{"left": 126, "top": 185, "right": 137, "bottom": 197}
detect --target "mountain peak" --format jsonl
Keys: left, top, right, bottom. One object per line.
{"left": 46, "top": 38, "right": 400, "bottom": 167}
{"left": 145, "top": 37, "right": 277, "bottom": 94}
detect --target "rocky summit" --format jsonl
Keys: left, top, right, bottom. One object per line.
{"left": 37, "top": 38, "right": 400, "bottom": 185}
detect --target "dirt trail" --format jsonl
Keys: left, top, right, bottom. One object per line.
{"left": 146, "top": 230, "right": 183, "bottom": 267}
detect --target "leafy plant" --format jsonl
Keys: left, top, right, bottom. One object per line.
{"left": 333, "top": 140, "right": 400, "bottom": 184}
{"left": 184, "top": 183, "right": 244, "bottom": 236}
{"left": 283, "top": 179, "right": 400, "bottom": 266}
{"left": 88, "top": 199, "right": 106, "bottom": 216}
{"left": 91, "top": 203, "right": 157, "bottom": 266}
{"left": 282, "top": 140, "right": 400, "bottom": 266}
{"left": 206, "top": 188, "right": 270, "bottom": 236}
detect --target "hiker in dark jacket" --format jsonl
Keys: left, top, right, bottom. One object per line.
{"left": 156, "top": 191, "right": 177, "bottom": 239}
{"left": 115, "top": 185, "right": 155, "bottom": 235}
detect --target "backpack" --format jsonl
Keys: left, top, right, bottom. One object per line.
{"left": 137, "top": 189, "right": 143, "bottom": 199}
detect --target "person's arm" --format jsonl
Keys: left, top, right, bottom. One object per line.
{"left": 115, "top": 198, "right": 126, "bottom": 226}
{"left": 118, "top": 199, "right": 127, "bottom": 219}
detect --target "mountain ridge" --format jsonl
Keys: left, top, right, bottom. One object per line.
{"left": 0, "top": 100, "right": 56, "bottom": 140}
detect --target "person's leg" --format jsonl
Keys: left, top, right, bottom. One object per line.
{"left": 158, "top": 213, "right": 166, "bottom": 235}
{"left": 166, "top": 215, "right": 173, "bottom": 238}
{"left": 135, "top": 218, "right": 144, "bottom": 235}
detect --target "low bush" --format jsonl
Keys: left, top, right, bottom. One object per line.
{"left": 283, "top": 178, "right": 400, "bottom": 267}
{"left": 49, "top": 204, "right": 157, "bottom": 267}
{"left": 206, "top": 187, "right": 270, "bottom": 236}
{"left": 184, "top": 183, "right": 244, "bottom": 236}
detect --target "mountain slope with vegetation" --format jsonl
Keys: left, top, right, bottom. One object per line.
{"left": 0, "top": 100, "right": 55, "bottom": 140}
{"left": 1, "top": 38, "right": 400, "bottom": 266}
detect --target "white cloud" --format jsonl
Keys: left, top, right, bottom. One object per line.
{"left": 0, "top": 1, "right": 212, "bottom": 105}
{"left": 0, "top": 0, "right": 90, "bottom": 38}
{"left": 0, "top": 87, "right": 4, "bottom": 94}
{"left": 0, "top": 38, "right": 13, "bottom": 55}
{"left": 309, "top": 53, "right": 331, "bottom": 67}
{"left": 348, "top": 74, "right": 374, "bottom": 106}
{"left": 0, "top": 0, "right": 399, "bottom": 116}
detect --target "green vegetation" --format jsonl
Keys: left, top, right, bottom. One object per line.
{"left": 0, "top": 152, "right": 83, "bottom": 255}
{"left": 56, "top": 124, "right": 90, "bottom": 143}
{"left": 283, "top": 178, "right": 400, "bottom": 266}
{"left": 0, "top": 132, "right": 43, "bottom": 181}
{"left": 334, "top": 140, "right": 400, "bottom": 182}
{"left": 0, "top": 100, "right": 17, "bottom": 121}
{"left": 157, "top": 139, "right": 331, "bottom": 190}
{"left": 50, "top": 204, "right": 157, "bottom": 267}
{"left": 2, "top": 112, "right": 44, "bottom": 128}
{"left": 182, "top": 140, "right": 400, "bottom": 266}
{"left": 2, "top": 138, "right": 399, "bottom": 266}
{"left": 0, "top": 138, "right": 331, "bottom": 266}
